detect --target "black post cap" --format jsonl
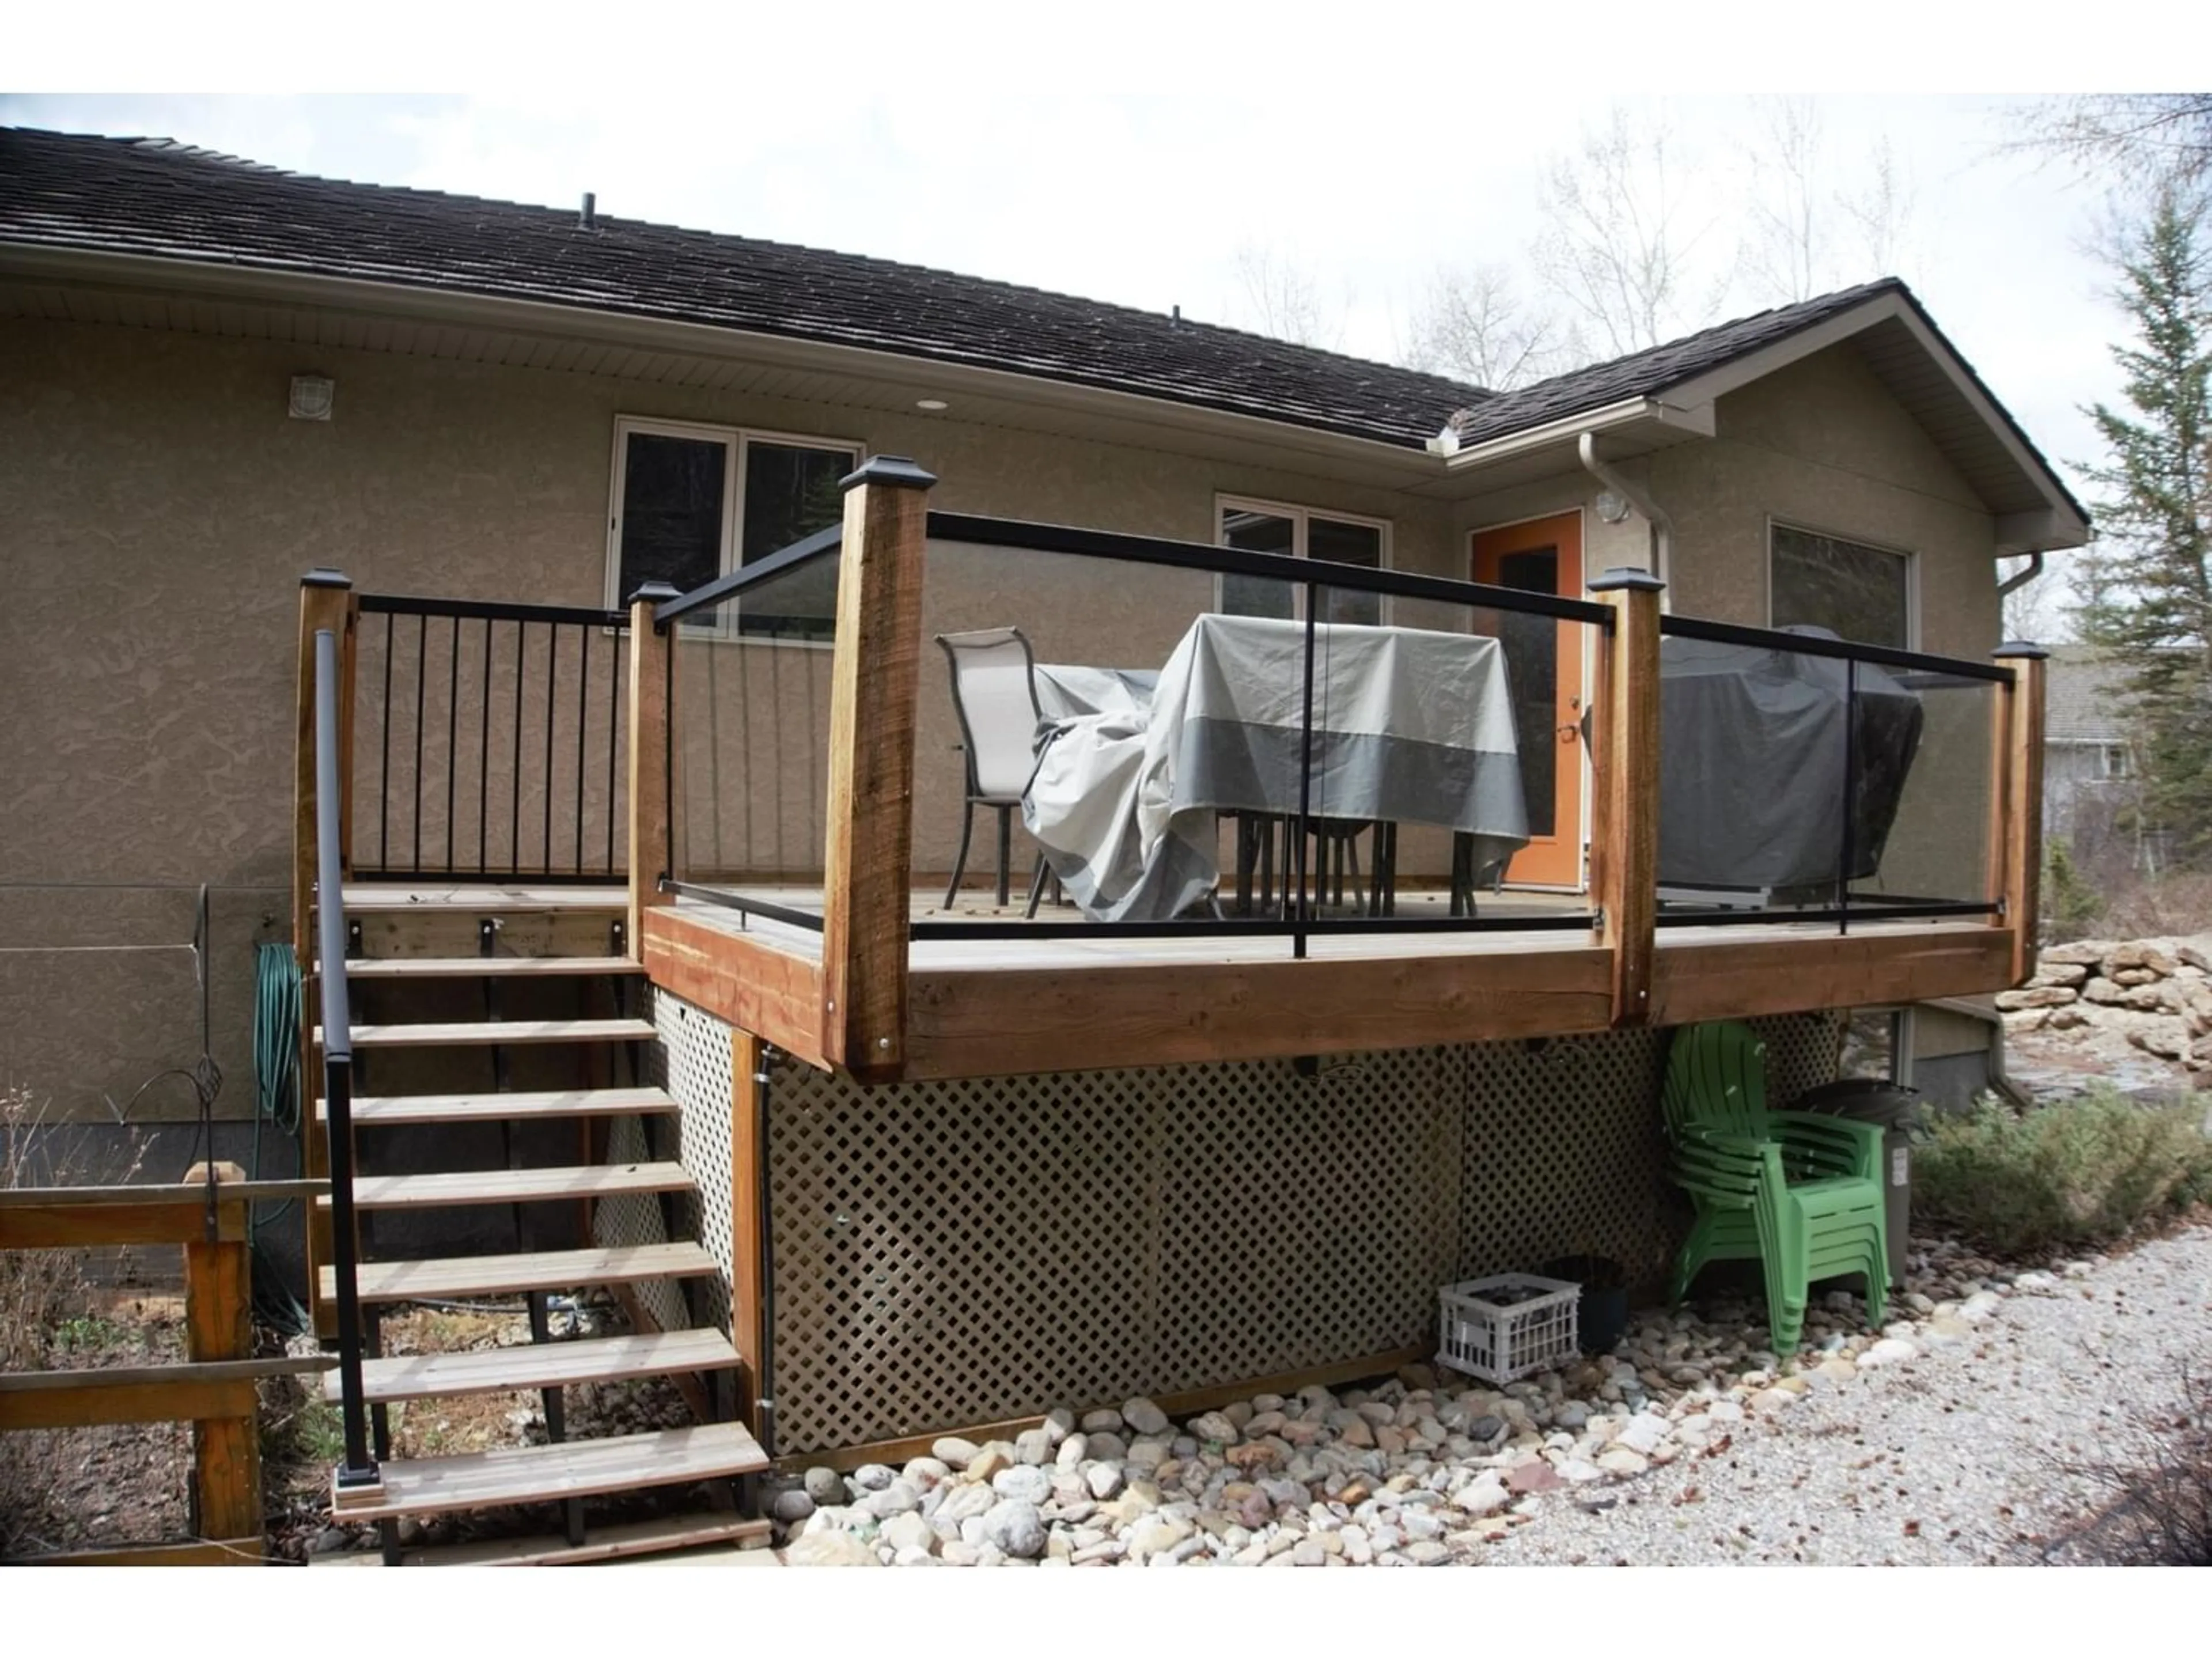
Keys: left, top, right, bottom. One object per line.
{"left": 1586, "top": 566, "right": 1665, "bottom": 594}
{"left": 627, "top": 581, "right": 684, "bottom": 605}
{"left": 1992, "top": 640, "right": 2052, "bottom": 661}
{"left": 839, "top": 454, "right": 938, "bottom": 493}
{"left": 301, "top": 568, "right": 353, "bottom": 589}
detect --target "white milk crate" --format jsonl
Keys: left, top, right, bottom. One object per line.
{"left": 1435, "top": 1273, "right": 1581, "bottom": 1384}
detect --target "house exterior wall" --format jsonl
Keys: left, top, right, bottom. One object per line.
{"left": 2, "top": 314, "right": 1455, "bottom": 1122}
{"left": 5, "top": 313, "right": 2009, "bottom": 1124}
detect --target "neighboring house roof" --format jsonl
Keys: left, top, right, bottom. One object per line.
{"left": 2046, "top": 648, "right": 2137, "bottom": 745}
{"left": 0, "top": 124, "right": 2089, "bottom": 541}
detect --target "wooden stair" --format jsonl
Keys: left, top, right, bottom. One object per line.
{"left": 316, "top": 1087, "right": 678, "bottom": 1127}
{"left": 332, "top": 1424, "right": 768, "bottom": 1522}
{"left": 322, "top": 1242, "right": 717, "bottom": 1305}
{"left": 329, "top": 1330, "right": 742, "bottom": 1406}
{"left": 318, "top": 1162, "right": 694, "bottom": 1212}
{"left": 339, "top": 956, "right": 644, "bottom": 981}
{"left": 323, "top": 1018, "right": 657, "bottom": 1050}
{"left": 312, "top": 884, "right": 752, "bottom": 1566}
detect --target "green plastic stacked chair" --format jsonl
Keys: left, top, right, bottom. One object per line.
{"left": 1660, "top": 1021, "right": 1889, "bottom": 1353}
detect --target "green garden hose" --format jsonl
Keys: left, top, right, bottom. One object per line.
{"left": 250, "top": 941, "right": 310, "bottom": 1334}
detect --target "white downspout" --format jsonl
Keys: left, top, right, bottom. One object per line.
{"left": 1578, "top": 431, "right": 1672, "bottom": 590}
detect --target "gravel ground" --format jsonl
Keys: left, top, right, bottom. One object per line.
{"left": 1479, "top": 1223, "right": 2212, "bottom": 1566}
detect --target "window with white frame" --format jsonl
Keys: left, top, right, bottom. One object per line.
{"left": 2098, "top": 742, "right": 2134, "bottom": 780}
{"left": 1768, "top": 522, "right": 1914, "bottom": 650}
{"left": 1217, "top": 497, "right": 1391, "bottom": 627}
{"left": 605, "top": 417, "right": 859, "bottom": 639}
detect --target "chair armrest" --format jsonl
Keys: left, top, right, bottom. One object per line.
{"left": 1768, "top": 1111, "right": 1885, "bottom": 1181}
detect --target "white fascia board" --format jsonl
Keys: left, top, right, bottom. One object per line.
{"left": 1438, "top": 395, "right": 1716, "bottom": 472}
{"left": 0, "top": 241, "right": 1442, "bottom": 479}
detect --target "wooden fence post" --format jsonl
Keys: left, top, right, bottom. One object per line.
{"left": 626, "top": 582, "right": 682, "bottom": 962}
{"left": 1586, "top": 568, "right": 1664, "bottom": 1027}
{"left": 820, "top": 456, "right": 936, "bottom": 1081}
{"left": 1994, "top": 641, "right": 2049, "bottom": 987}
{"left": 295, "top": 570, "right": 351, "bottom": 1340}
{"left": 181, "top": 1163, "right": 261, "bottom": 1555}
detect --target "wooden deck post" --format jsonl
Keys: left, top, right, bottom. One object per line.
{"left": 626, "top": 582, "right": 683, "bottom": 963}
{"left": 821, "top": 456, "right": 937, "bottom": 1080}
{"left": 295, "top": 570, "right": 351, "bottom": 1340}
{"left": 1586, "top": 568, "right": 1664, "bottom": 1027}
{"left": 730, "top": 1031, "right": 767, "bottom": 1438}
{"left": 181, "top": 1162, "right": 262, "bottom": 1554}
{"left": 1993, "top": 641, "right": 2050, "bottom": 986}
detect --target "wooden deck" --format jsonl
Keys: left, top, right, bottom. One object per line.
{"left": 330, "top": 879, "right": 2018, "bottom": 1080}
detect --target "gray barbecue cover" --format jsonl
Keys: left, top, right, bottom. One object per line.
{"left": 1658, "top": 627, "right": 1925, "bottom": 891}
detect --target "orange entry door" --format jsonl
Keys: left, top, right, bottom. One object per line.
{"left": 1471, "top": 512, "right": 1586, "bottom": 889}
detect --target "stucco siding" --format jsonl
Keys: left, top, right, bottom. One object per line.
{"left": 7, "top": 316, "right": 2012, "bottom": 1122}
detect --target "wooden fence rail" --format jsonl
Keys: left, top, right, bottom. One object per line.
{"left": 0, "top": 1164, "right": 335, "bottom": 1566}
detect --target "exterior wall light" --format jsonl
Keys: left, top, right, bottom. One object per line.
{"left": 290, "top": 374, "right": 335, "bottom": 421}
{"left": 915, "top": 398, "right": 949, "bottom": 412}
{"left": 1594, "top": 488, "right": 1633, "bottom": 524}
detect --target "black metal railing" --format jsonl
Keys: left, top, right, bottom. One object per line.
{"left": 353, "top": 594, "right": 629, "bottom": 883}
{"left": 1652, "top": 613, "right": 2013, "bottom": 934}
{"left": 312, "top": 624, "right": 377, "bottom": 1497}
{"left": 917, "top": 513, "right": 1614, "bottom": 957}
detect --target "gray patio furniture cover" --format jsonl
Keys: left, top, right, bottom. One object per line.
{"left": 1034, "top": 663, "right": 1161, "bottom": 722}
{"left": 1657, "top": 628, "right": 1925, "bottom": 891}
{"left": 1024, "top": 613, "right": 1529, "bottom": 922}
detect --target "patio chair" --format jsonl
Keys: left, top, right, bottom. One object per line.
{"left": 1660, "top": 1020, "right": 1889, "bottom": 1353}
{"left": 936, "top": 627, "right": 1051, "bottom": 912}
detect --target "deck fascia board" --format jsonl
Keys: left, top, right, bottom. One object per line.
{"left": 641, "top": 903, "right": 831, "bottom": 1070}
{"left": 639, "top": 900, "right": 2019, "bottom": 1080}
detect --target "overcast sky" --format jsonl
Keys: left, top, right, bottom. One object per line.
{"left": 3, "top": 22, "right": 2172, "bottom": 551}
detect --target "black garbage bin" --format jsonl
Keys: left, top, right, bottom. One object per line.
{"left": 1790, "top": 1077, "right": 1919, "bottom": 1292}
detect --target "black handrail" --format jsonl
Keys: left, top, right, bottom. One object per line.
{"left": 312, "top": 625, "right": 377, "bottom": 1495}
{"left": 1658, "top": 612, "right": 2015, "bottom": 683}
{"left": 358, "top": 593, "right": 626, "bottom": 628}
{"left": 927, "top": 511, "right": 1617, "bottom": 626}
{"left": 653, "top": 524, "right": 845, "bottom": 628}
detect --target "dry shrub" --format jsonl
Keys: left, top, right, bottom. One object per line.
{"left": 2050, "top": 1364, "right": 2212, "bottom": 1566}
{"left": 2099, "top": 873, "right": 2212, "bottom": 941}
{"left": 0, "top": 1087, "right": 100, "bottom": 1372}
{"left": 1914, "top": 1088, "right": 2212, "bottom": 1257}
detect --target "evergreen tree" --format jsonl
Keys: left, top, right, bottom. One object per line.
{"left": 2074, "top": 188, "right": 2212, "bottom": 861}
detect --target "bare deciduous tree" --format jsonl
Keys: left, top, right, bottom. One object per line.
{"left": 1228, "top": 241, "right": 1345, "bottom": 350}
{"left": 1403, "top": 262, "right": 1567, "bottom": 391}
{"left": 1532, "top": 103, "right": 1717, "bottom": 358}
{"left": 2007, "top": 94, "right": 2212, "bottom": 192}
{"left": 1737, "top": 99, "right": 1922, "bottom": 305}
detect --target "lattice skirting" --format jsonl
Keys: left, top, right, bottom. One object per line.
{"left": 631, "top": 991, "right": 1842, "bottom": 1458}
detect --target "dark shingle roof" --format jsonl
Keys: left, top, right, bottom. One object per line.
{"left": 0, "top": 122, "right": 2079, "bottom": 521}
{"left": 0, "top": 127, "right": 1493, "bottom": 447}
{"left": 1442, "top": 282, "right": 1903, "bottom": 445}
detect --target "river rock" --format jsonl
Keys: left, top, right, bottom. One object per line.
{"left": 931, "top": 1436, "right": 980, "bottom": 1469}
{"left": 850, "top": 1463, "right": 894, "bottom": 1492}
{"left": 983, "top": 1498, "right": 1047, "bottom": 1559}
{"left": 1086, "top": 1461, "right": 1124, "bottom": 1501}
{"left": 787, "top": 1531, "right": 881, "bottom": 1567}
{"left": 1014, "top": 1427, "right": 1056, "bottom": 1465}
{"left": 770, "top": 1488, "right": 816, "bottom": 1524}
{"left": 991, "top": 1465, "right": 1054, "bottom": 1505}
{"left": 1123, "top": 1397, "right": 1171, "bottom": 1435}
